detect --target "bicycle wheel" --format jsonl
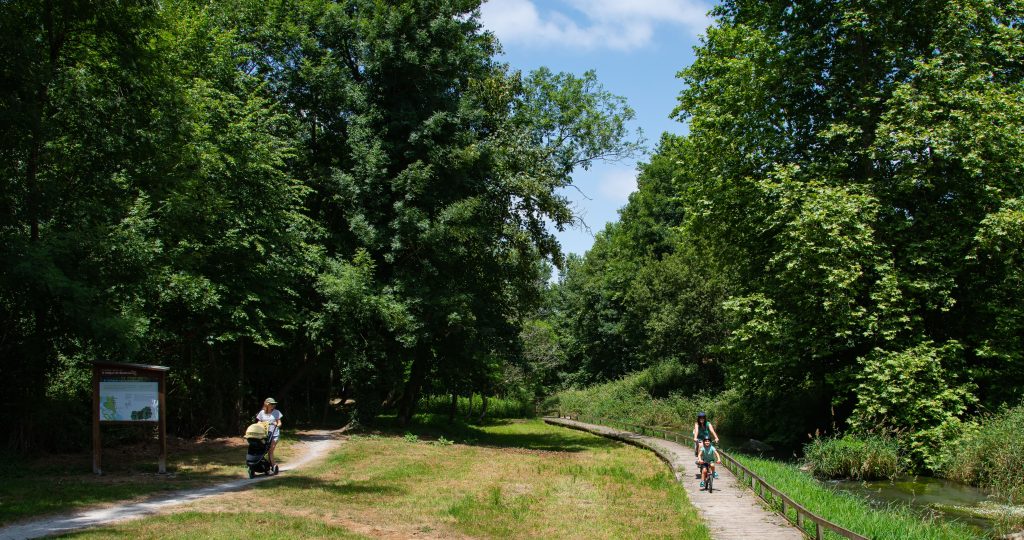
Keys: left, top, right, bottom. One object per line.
{"left": 707, "top": 473, "right": 713, "bottom": 493}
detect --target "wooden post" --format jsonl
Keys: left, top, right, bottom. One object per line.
{"left": 158, "top": 370, "right": 167, "bottom": 474}
{"left": 92, "top": 365, "right": 102, "bottom": 475}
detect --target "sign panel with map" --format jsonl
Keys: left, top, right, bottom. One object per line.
{"left": 92, "top": 361, "right": 169, "bottom": 474}
{"left": 99, "top": 379, "right": 159, "bottom": 421}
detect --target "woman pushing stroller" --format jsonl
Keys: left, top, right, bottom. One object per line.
{"left": 256, "top": 397, "right": 283, "bottom": 466}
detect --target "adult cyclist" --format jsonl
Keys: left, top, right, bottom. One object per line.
{"left": 697, "top": 436, "right": 721, "bottom": 489}
{"left": 692, "top": 412, "right": 719, "bottom": 457}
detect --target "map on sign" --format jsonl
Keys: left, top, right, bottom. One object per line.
{"left": 99, "top": 380, "right": 159, "bottom": 421}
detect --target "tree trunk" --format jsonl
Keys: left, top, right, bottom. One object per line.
{"left": 478, "top": 394, "right": 488, "bottom": 422}
{"left": 322, "top": 368, "right": 334, "bottom": 424}
{"left": 235, "top": 339, "right": 245, "bottom": 432}
{"left": 398, "top": 349, "right": 430, "bottom": 426}
{"left": 448, "top": 392, "right": 457, "bottom": 423}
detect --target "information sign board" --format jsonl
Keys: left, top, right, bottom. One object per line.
{"left": 92, "top": 361, "right": 169, "bottom": 474}
{"left": 99, "top": 379, "right": 159, "bottom": 421}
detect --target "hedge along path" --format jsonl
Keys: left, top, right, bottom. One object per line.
{"left": 544, "top": 417, "right": 802, "bottom": 540}
{"left": 0, "top": 429, "right": 345, "bottom": 540}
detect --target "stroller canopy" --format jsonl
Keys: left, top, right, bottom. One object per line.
{"left": 244, "top": 422, "right": 268, "bottom": 439}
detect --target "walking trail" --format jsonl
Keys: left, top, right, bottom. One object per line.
{"left": 545, "top": 417, "right": 802, "bottom": 540}
{"left": 0, "top": 429, "right": 345, "bottom": 540}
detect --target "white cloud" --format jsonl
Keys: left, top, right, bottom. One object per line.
{"left": 480, "top": 0, "right": 711, "bottom": 51}
{"left": 596, "top": 168, "right": 638, "bottom": 203}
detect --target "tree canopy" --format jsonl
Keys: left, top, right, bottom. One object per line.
{"left": 537, "top": 0, "right": 1024, "bottom": 466}
{"left": 0, "top": 0, "right": 640, "bottom": 449}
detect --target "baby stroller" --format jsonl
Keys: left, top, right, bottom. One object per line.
{"left": 244, "top": 421, "right": 280, "bottom": 479}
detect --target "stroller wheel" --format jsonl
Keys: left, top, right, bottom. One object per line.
{"left": 273, "top": 464, "right": 280, "bottom": 475}
{"left": 248, "top": 467, "right": 255, "bottom": 479}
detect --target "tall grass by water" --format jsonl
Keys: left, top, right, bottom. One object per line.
{"left": 803, "top": 433, "right": 904, "bottom": 480}
{"left": 730, "top": 452, "right": 983, "bottom": 540}
{"left": 941, "top": 403, "right": 1024, "bottom": 505}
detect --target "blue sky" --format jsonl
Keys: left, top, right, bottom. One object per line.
{"left": 479, "top": 0, "right": 716, "bottom": 257}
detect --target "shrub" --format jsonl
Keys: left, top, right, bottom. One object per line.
{"left": 939, "top": 403, "right": 1024, "bottom": 504}
{"left": 848, "top": 342, "right": 976, "bottom": 470}
{"left": 548, "top": 360, "right": 747, "bottom": 434}
{"left": 418, "top": 394, "right": 536, "bottom": 419}
{"left": 803, "top": 433, "right": 903, "bottom": 480}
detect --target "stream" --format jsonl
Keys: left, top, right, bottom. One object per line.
{"left": 831, "top": 476, "right": 1023, "bottom": 534}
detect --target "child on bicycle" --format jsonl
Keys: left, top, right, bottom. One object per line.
{"left": 696, "top": 437, "right": 721, "bottom": 489}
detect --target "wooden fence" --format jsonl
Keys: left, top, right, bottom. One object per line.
{"left": 553, "top": 413, "right": 869, "bottom": 540}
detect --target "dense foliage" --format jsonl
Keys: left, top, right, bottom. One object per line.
{"left": 533, "top": 0, "right": 1024, "bottom": 468}
{"left": 0, "top": 0, "right": 639, "bottom": 449}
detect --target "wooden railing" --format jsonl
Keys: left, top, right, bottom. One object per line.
{"left": 549, "top": 413, "right": 869, "bottom": 540}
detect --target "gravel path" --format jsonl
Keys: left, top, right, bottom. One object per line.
{"left": 0, "top": 429, "right": 345, "bottom": 540}
{"left": 544, "top": 417, "right": 803, "bottom": 540}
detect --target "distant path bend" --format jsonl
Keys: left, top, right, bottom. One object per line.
{"left": 0, "top": 428, "right": 345, "bottom": 540}
{"left": 544, "top": 417, "right": 802, "bottom": 540}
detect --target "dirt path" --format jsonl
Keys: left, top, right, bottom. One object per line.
{"left": 545, "top": 417, "right": 802, "bottom": 540}
{"left": 0, "top": 429, "right": 345, "bottom": 540}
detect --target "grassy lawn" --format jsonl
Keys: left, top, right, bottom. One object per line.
{"left": 0, "top": 430, "right": 297, "bottom": 525}
{"left": 728, "top": 452, "right": 983, "bottom": 540}
{"left": 62, "top": 417, "right": 711, "bottom": 539}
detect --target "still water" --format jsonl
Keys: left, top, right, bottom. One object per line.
{"left": 831, "top": 476, "right": 1023, "bottom": 533}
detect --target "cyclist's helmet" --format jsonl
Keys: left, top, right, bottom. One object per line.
{"left": 697, "top": 412, "right": 707, "bottom": 418}
{"left": 703, "top": 436, "right": 712, "bottom": 441}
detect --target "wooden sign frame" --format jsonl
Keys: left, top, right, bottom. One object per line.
{"left": 92, "top": 361, "right": 170, "bottom": 475}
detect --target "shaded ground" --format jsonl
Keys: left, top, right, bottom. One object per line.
{"left": 0, "top": 428, "right": 341, "bottom": 540}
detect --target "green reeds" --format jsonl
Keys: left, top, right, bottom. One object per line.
{"left": 940, "top": 403, "right": 1024, "bottom": 505}
{"left": 730, "top": 452, "right": 983, "bottom": 540}
{"left": 803, "top": 433, "right": 904, "bottom": 480}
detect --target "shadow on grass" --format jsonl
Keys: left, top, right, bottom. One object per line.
{"left": 367, "top": 414, "right": 620, "bottom": 453}
{"left": 0, "top": 440, "right": 257, "bottom": 525}
{"left": 252, "top": 473, "right": 406, "bottom": 498}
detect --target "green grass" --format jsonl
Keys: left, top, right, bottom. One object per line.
{"left": 58, "top": 511, "right": 366, "bottom": 539}
{"left": 803, "top": 433, "right": 904, "bottom": 480}
{"left": 64, "top": 416, "right": 711, "bottom": 539}
{"left": 0, "top": 431, "right": 298, "bottom": 525}
{"left": 419, "top": 394, "right": 537, "bottom": 419}
{"left": 940, "top": 403, "right": 1024, "bottom": 505}
{"left": 548, "top": 360, "right": 750, "bottom": 435}
{"left": 729, "top": 452, "right": 983, "bottom": 540}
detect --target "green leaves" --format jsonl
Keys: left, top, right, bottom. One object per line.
{"left": 545, "top": 0, "right": 1024, "bottom": 460}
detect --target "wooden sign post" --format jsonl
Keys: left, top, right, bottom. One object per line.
{"left": 92, "top": 361, "right": 170, "bottom": 475}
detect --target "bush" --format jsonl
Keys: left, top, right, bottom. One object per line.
{"left": 418, "top": 394, "right": 535, "bottom": 419}
{"left": 803, "top": 433, "right": 903, "bottom": 480}
{"left": 547, "top": 360, "right": 749, "bottom": 434}
{"left": 939, "top": 403, "right": 1024, "bottom": 504}
{"left": 848, "top": 342, "right": 976, "bottom": 471}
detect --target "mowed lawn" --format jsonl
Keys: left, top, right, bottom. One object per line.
{"left": 61, "top": 418, "right": 711, "bottom": 539}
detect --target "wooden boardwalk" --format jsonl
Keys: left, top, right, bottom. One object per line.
{"left": 545, "top": 417, "right": 803, "bottom": 540}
